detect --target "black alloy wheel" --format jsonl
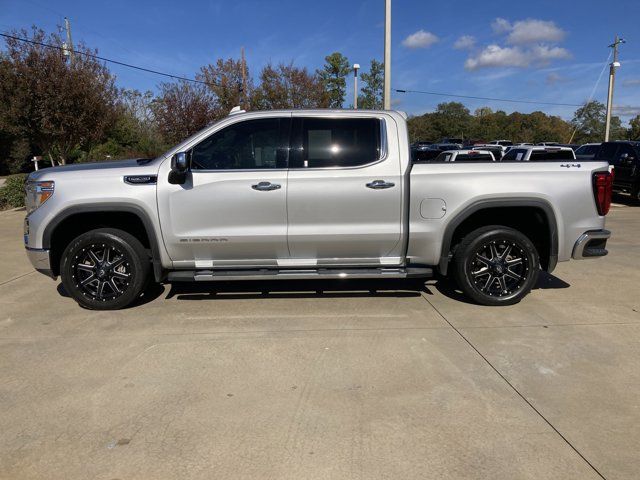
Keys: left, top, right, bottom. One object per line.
{"left": 60, "top": 228, "right": 150, "bottom": 310}
{"left": 453, "top": 226, "right": 540, "bottom": 306}
{"left": 72, "top": 243, "right": 132, "bottom": 301}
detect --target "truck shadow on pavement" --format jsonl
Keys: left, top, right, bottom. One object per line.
{"left": 433, "top": 272, "right": 571, "bottom": 305}
{"left": 56, "top": 272, "right": 570, "bottom": 306}
{"left": 167, "top": 279, "right": 426, "bottom": 301}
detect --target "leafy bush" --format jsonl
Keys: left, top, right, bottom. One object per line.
{"left": 0, "top": 173, "right": 28, "bottom": 209}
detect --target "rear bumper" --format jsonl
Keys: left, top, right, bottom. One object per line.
{"left": 572, "top": 230, "right": 611, "bottom": 259}
{"left": 25, "top": 247, "right": 55, "bottom": 278}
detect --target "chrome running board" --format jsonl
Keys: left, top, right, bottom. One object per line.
{"left": 167, "top": 267, "right": 433, "bottom": 282}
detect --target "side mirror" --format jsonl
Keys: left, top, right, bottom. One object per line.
{"left": 168, "top": 152, "right": 189, "bottom": 185}
{"left": 171, "top": 152, "right": 189, "bottom": 172}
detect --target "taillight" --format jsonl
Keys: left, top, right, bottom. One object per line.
{"left": 593, "top": 170, "right": 614, "bottom": 216}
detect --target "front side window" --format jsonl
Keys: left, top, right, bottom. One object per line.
{"left": 292, "top": 117, "right": 381, "bottom": 168}
{"left": 191, "top": 118, "right": 289, "bottom": 170}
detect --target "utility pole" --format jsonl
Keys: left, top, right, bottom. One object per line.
{"left": 353, "top": 63, "right": 360, "bottom": 109}
{"left": 240, "top": 47, "right": 247, "bottom": 109}
{"left": 605, "top": 35, "right": 625, "bottom": 141}
{"left": 383, "top": 0, "right": 391, "bottom": 110}
{"left": 63, "top": 17, "right": 74, "bottom": 64}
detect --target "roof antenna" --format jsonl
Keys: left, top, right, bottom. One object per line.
{"left": 229, "top": 106, "right": 245, "bottom": 115}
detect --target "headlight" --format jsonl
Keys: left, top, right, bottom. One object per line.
{"left": 25, "top": 181, "right": 54, "bottom": 214}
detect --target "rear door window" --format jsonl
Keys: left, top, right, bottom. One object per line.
{"left": 291, "top": 117, "right": 381, "bottom": 168}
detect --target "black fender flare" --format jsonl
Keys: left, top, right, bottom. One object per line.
{"left": 438, "top": 198, "right": 559, "bottom": 276}
{"left": 42, "top": 203, "right": 165, "bottom": 282}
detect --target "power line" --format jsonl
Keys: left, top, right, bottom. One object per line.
{"left": 0, "top": 32, "right": 216, "bottom": 88}
{"left": 394, "top": 88, "right": 584, "bottom": 108}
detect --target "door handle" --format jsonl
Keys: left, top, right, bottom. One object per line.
{"left": 366, "top": 180, "right": 395, "bottom": 189}
{"left": 252, "top": 181, "right": 281, "bottom": 191}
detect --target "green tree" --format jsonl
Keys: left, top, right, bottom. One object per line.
{"left": 571, "top": 101, "right": 625, "bottom": 143}
{"left": 629, "top": 114, "right": 640, "bottom": 140}
{"left": 433, "top": 102, "right": 471, "bottom": 140}
{"left": 317, "top": 52, "right": 350, "bottom": 108}
{"left": 359, "top": 60, "right": 384, "bottom": 110}
{"left": 87, "top": 89, "right": 165, "bottom": 161}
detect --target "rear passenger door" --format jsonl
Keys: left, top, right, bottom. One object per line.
{"left": 285, "top": 115, "right": 403, "bottom": 266}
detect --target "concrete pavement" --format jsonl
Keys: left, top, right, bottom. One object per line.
{"left": 0, "top": 205, "right": 638, "bottom": 479}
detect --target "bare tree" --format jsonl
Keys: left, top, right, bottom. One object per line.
{"left": 152, "top": 81, "right": 216, "bottom": 144}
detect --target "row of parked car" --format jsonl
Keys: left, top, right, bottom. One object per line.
{"left": 411, "top": 139, "right": 640, "bottom": 200}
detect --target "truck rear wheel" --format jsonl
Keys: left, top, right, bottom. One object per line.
{"left": 452, "top": 226, "right": 539, "bottom": 306}
{"left": 60, "top": 228, "right": 150, "bottom": 310}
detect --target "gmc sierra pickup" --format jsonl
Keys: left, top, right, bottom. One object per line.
{"left": 24, "top": 109, "right": 613, "bottom": 310}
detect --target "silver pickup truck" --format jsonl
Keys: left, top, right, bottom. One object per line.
{"left": 24, "top": 109, "right": 613, "bottom": 310}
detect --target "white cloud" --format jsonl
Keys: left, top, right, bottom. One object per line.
{"left": 613, "top": 105, "right": 640, "bottom": 116}
{"left": 492, "top": 18, "right": 512, "bottom": 34}
{"left": 402, "top": 30, "right": 439, "bottom": 49}
{"left": 466, "top": 18, "right": 570, "bottom": 71}
{"left": 465, "top": 45, "right": 529, "bottom": 70}
{"left": 529, "top": 45, "right": 571, "bottom": 62}
{"left": 465, "top": 44, "right": 571, "bottom": 70}
{"left": 453, "top": 35, "right": 476, "bottom": 50}
{"left": 622, "top": 78, "right": 640, "bottom": 87}
{"left": 507, "top": 19, "right": 566, "bottom": 45}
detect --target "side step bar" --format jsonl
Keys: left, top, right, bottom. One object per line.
{"left": 168, "top": 267, "right": 433, "bottom": 282}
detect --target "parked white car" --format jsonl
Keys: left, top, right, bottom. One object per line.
{"left": 434, "top": 149, "right": 496, "bottom": 162}
{"left": 501, "top": 146, "right": 576, "bottom": 162}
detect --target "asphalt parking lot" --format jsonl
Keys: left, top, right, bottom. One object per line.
{"left": 1, "top": 201, "right": 638, "bottom": 480}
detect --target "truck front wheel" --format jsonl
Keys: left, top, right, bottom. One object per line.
{"left": 452, "top": 226, "right": 539, "bottom": 306}
{"left": 60, "top": 228, "right": 150, "bottom": 310}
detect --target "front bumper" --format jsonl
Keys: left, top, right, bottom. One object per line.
{"left": 572, "top": 230, "right": 611, "bottom": 259}
{"left": 25, "top": 247, "right": 55, "bottom": 278}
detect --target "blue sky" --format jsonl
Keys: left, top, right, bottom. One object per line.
{"left": 2, "top": 0, "right": 640, "bottom": 122}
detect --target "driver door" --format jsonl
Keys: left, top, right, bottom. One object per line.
{"left": 158, "top": 116, "right": 291, "bottom": 269}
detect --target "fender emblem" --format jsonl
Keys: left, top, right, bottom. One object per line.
{"left": 560, "top": 163, "right": 581, "bottom": 168}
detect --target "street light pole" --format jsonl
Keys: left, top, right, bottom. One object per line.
{"left": 383, "top": 0, "right": 391, "bottom": 110}
{"left": 604, "top": 35, "right": 625, "bottom": 141}
{"left": 63, "top": 17, "right": 74, "bottom": 64}
{"left": 353, "top": 63, "right": 360, "bottom": 109}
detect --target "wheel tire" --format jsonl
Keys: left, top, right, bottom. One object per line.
{"left": 452, "top": 226, "right": 539, "bottom": 306}
{"left": 60, "top": 228, "right": 150, "bottom": 310}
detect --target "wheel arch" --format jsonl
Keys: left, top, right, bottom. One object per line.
{"left": 439, "top": 198, "right": 559, "bottom": 276}
{"left": 43, "top": 203, "right": 164, "bottom": 281}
